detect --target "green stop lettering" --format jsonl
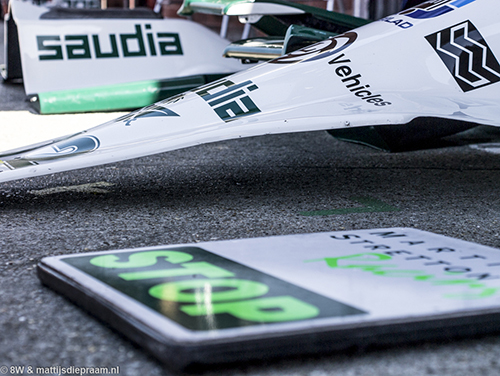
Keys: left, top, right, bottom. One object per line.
{"left": 90, "top": 250, "right": 193, "bottom": 269}
{"left": 181, "top": 296, "right": 320, "bottom": 322}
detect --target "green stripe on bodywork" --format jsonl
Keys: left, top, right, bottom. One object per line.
{"left": 35, "top": 74, "right": 228, "bottom": 114}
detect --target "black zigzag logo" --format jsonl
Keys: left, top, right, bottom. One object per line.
{"left": 426, "top": 20, "right": 500, "bottom": 92}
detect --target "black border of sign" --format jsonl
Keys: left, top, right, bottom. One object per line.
{"left": 37, "top": 246, "right": 500, "bottom": 371}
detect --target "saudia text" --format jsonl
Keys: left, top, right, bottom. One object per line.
{"left": 37, "top": 24, "right": 183, "bottom": 61}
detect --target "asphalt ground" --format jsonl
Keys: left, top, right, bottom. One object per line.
{"left": 2, "top": 19, "right": 500, "bottom": 376}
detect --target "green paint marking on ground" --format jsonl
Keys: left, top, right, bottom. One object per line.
{"left": 300, "top": 196, "right": 400, "bottom": 216}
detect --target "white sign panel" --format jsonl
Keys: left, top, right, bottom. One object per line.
{"left": 38, "top": 228, "right": 500, "bottom": 369}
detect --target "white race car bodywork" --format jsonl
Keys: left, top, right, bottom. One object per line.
{"left": 0, "top": 0, "right": 498, "bottom": 182}
{"left": 4, "top": 0, "right": 247, "bottom": 112}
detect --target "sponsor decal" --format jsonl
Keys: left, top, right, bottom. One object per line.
{"left": 63, "top": 247, "right": 366, "bottom": 330}
{"left": 195, "top": 79, "right": 261, "bottom": 122}
{"left": 269, "top": 32, "right": 357, "bottom": 64}
{"left": 37, "top": 24, "right": 183, "bottom": 61}
{"left": 0, "top": 135, "right": 100, "bottom": 172}
{"left": 308, "top": 252, "right": 500, "bottom": 299}
{"left": 382, "top": 0, "right": 476, "bottom": 29}
{"left": 328, "top": 53, "right": 392, "bottom": 106}
{"left": 119, "top": 95, "right": 182, "bottom": 126}
{"left": 426, "top": 21, "right": 500, "bottom": 92}
{"left": 308, "top": 230, "right": 500, "bottom": 300}
{"left": 400, "top": 0, "right": 476, "bottom": 19}
{"left": 30, "top": 135, "right": 100, "bottom": 160}
{"left": 380, "top": 17, "right": 414, "bottom": 29}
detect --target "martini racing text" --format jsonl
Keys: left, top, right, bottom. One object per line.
{"left": 309, "top": 230, "right": 500, "bottom": 299}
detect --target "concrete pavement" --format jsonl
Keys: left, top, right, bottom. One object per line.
{"left": 2, "top": 18, "right": 500, "bottom": 376}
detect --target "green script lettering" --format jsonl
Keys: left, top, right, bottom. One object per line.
{"left": 431, "top": 278, "right": 485, "bottom": 288}
{"left": 307, "top": 252, "right": 500, "bottom": 299}
{"left": 372, "top": 269, "right": 433, "bottom": 279}
{"left": 445, "top": 288, "right": 500, "bottom": 299}
{"left": 307, "top": 252, "right": 394, "bottom": 269}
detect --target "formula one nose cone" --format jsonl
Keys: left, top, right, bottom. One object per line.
{"left": 1, "top": 0, "right": 498, "bottom": 183}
